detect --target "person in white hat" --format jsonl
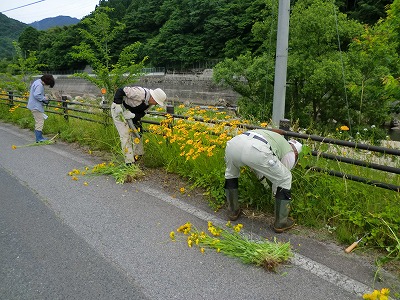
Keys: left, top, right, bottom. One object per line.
{"left": 111, "top": 86, "right": 167, "bottom": 164}
{"left": 224, "top": 129, "right": 302, "bottom": 233}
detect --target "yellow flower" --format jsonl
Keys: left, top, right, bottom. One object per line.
{"left": 72, "top": 176, "right": 78, "bottom": 181}
{"left": 179, "top": 187, "right": 185, "bottom": 194}
{"left": 145, "top": 139, "right": 149, "bottom": 144}
{"left": 134, "top": 137, "right": 140, "bottom": 144}
{"left": 340, "top": 125, "right": 350, "bottom": 131}
{"left": 216, "top": 248, "right": 221, "bottom": 253}
{"left": 11, "top": 145, "right": 17, "bottom": 150}
{"left": 200, "top": 247, "right": 205, "bottom": 254}
{"left": 380, "top": 288, "right": 390, "bottom": 296}
{"left": 187, "top": 238, "right": 193, "bottom": 248}
{"left": 169, "top": 231, "right": 175, "bottom": 241}
{"left": 83, "top": 182, "right": 88, "bottom": 186}
{"left": 234, "top": 224, "right": 243, "bottom": 232}
{"left": 177, "top": 222, "right": 192, "bottom": 233}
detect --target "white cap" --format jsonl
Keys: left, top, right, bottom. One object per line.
{"left": 149, "top": 88, "right": 167, "bottom": 107}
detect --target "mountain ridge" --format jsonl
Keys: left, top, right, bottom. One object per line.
{"left": 0, "top": 14, "right": 80, "bottom": 59}
{"left": 29, "top": 15, "right": 80, "bottom": 30}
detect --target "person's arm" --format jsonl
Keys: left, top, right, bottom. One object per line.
{"left": 281, "top": 153, "right": 296, "bottom": 170}
{"left": 32, "top": 83, "right": 46, "bottom": 102}
{"left": 114, "top": 88, "right": 126, "bottom": 104}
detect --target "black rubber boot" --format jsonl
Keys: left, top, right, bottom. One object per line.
{"left": 273, "top": 187, "right": 295, "bottom": 233}
{"left": 225, "top": 178, "right": 241, "bottom": 221}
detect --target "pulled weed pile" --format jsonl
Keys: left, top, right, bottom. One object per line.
{"left": 170, "top": 221, "right": 293, "bottom": 272}
{"left": 68, "top": 162, "right": 145, "bottom": 184}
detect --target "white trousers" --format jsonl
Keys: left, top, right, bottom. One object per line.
{"left": 224, "top": 134, "right": 292, "bottom": 191}
{"left": 111, "top": 103, "right": 144, "bottom": 164}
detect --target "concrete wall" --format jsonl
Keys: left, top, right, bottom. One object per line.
{"left": 52, "top": 70, "right": 239, "bottom": 106}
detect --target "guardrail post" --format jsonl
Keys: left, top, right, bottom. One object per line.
{"left": 279, "top": 118, "right": 291, "bottom": 139}
{"left": 62, "top": 95, "right": 69, "bottom": 121}
{"left": 100, "top": 100, "right": 109, "bottom": 126}
{"left": 166, "top": 104, "right": 174, "bottom": 115}
{"left": 8, "top": 91, "right": 14, "bottom": 108}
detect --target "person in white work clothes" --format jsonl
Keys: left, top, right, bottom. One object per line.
{"left": 111, "top": 86, "right": 167, "bottom": 165}
{"left": 224, "top": 129, "right": 302, "bottom": 233}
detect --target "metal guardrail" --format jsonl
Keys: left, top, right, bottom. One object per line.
{"left": 1, "top": 91, "right": 399, "bottom": 192}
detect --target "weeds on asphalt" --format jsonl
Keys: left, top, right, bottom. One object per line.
{"left": 170, "top": 221, "right": 293, "bottom": 272}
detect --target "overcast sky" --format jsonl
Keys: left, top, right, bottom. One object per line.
{"left": 0, "top": 0, "right": 100, "bottom": 24}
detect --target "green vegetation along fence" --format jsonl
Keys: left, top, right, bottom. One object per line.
{"left": 1, "top": 91, "right": 399, "bottom": 192}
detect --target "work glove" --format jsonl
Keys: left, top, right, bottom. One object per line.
{"left": 112, "top": 103, "right": 123, "bottom": 115}
{"left": 133, "top": 120, "right": 143, "bottom": 135}
{"left": 123, "top": 110, "right": 136, "bottom": 120}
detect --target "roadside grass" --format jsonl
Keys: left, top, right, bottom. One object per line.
{"left": 1, "top": 96, "right": 400, "bottom": 277}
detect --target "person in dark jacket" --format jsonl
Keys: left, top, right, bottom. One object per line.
{"left": 111, "top": 86, "right": 166, "bottom": 164}
{"left": 27, "top": 74, "right": 55, "bottom": 142}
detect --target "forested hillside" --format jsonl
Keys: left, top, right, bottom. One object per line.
{"left": 2, "top": 0, "right": 399, "bottom": 133}
{"left": 5, "top": 0, "right": 394, "bottom": 71}
{"left": 0, "top": 13, "right": 27, "bottom": 59}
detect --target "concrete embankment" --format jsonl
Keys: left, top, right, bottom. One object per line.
{"left": 51, "top": 70, "right": 239, "bottom": 106}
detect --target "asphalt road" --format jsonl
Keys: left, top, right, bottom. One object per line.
{"left": 1, "top": 122, "right": 399, "bottom": 300}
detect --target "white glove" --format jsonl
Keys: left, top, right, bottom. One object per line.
{"left": 112, "top": 103, "right": 123, "bottom": 115}
{"left": 123, "top": 110, "right": 136, "bottom": 119}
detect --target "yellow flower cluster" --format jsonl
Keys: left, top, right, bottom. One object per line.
{"left": 9, "top": 104, "right": 21, "bottom": 113}
{"left": 148, "top": 106, "right": 245, "bottom": 162}
{"left": 177, "top": 222, "right": 192, "bottom": 235}
{"left": 363, "top": 288, "right": 390, "bottom": 300}
{"left": 337, "top": 125, "right": 350, "bottom": 131}
{"left": 208, "top": 221, "right": 222, "bottom": 236}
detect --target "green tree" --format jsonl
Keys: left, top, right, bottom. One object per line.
{"left": 338, "top": 0, "right": 393, "bottom": 25}
{"left": 345, "top": 0, "right": 400, "bottom": 128}
{"left": 38, "top": 26, "right": 86, "bottom": 71}
{"left": 1, "top": 42, "right": 45, "bottom": 93}
{"left": 70, "top": 7, "right": 146, "bottom": 101}
{"left": 18, "top": 27, "right": 40, "bottom": 54}
{"left": 287, "top": 0, "right": 364, "bottom": 129}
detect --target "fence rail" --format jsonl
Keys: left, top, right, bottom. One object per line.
{"left": 1, "top": 91, "right": 399, "bottom": 192}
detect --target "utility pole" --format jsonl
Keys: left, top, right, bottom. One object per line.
{"left": 272, "top": 0, "right": 290, "bottom": 127}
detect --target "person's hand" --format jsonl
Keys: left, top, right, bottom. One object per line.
{"left": 123, "top": 110, "right": 136, "bottom": 119}
{"left": 42, "top": 98, "right": 49, "bottom": 105}
{"left": 112, "top": 103, "right": 123, "bottom": 115}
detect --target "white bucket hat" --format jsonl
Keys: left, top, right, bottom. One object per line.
{"left": 149, "top": 88, "right": 166, "bottom": 107}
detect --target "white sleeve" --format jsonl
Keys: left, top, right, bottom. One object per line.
{"left": 281, "top": 152, "right": 296, "bottom": 170}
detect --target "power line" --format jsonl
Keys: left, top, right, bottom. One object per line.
{"left": 1, "top": 0, "right": 46, "bottom": 13}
